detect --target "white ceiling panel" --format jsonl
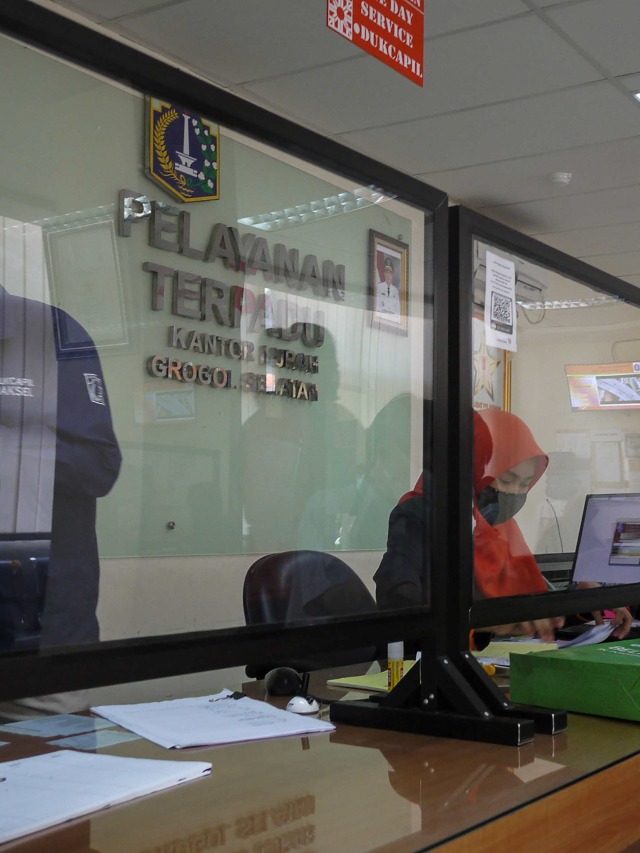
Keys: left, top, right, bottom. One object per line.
{"left": 425, "top": 0, "right": 529, "bottom": 37}
{"left": 339, "top": 82, "right": 640, "bottom": 175}
{"left": 53, "top": 0, "right": 530, "bottom": 31}
{"left": 105, "top": 0, "right": 360, "bottom": 85}
{"left": 420, "top": 137, "right": 640, "bottom": 207}
{"left": 243, "top": 14, "right": 602, "bottom": 134}
{"left": 481, "top": 185, "right": 640, "bottom": 235}
{"left": 617, "top": 73, "right": 640, "bottom": 95}
{"left": 545, "top": 0, "right": 640, "bottom": 77}
{"left": 535, "top": 221, "right": 640, "bottom": 259}
{"left": 51, "top": 0, "right": 167, "bottom": 21}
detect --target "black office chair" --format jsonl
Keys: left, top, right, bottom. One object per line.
{"left": 242, "top": 550, "right": 380, "bottom": 679}
{"left": 0, "top": 538, "right": 49, "bottom": 651}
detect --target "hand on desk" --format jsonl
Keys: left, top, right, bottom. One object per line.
{"left": 487, "top": 616, "right": 565, "bottom": 643}
{"left": 592, "top": 607, "right": 632, "bottom": 639}
{"left": 576, "top": 581, "right": 633, "bottom": 639}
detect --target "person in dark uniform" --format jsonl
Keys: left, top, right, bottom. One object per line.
{"left": 0, "top": 284, "right": 121, "bottom": 716}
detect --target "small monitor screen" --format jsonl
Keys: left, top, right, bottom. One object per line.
{"left": 571, "top": 494, "right": 640, "bottom": 584}
{"left": 565, "top": 362, "right": 640, "bottom": 411}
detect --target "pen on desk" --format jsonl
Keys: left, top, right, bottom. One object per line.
{"left": 387, "top": 641, "right": 404, "bottom": 690}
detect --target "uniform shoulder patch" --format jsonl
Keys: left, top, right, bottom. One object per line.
{"left": 84, "top": 373, "right": 105, "bottom": 405}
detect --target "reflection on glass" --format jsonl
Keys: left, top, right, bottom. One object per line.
{"left": 0, "top": 282, "right": 121, "bottom": 659}
{"left": 0, "top": 30, "right": 433, "bottom": 669}
{"left": 373, "top": 468, "right": 430, "bottom": 612}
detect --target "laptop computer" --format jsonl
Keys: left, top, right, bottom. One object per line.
{"left": 571, "top": 493, "right": 640, "bottom": 586}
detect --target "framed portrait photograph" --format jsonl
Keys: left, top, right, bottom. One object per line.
{"left": 472, "top": 313, "right": 511, "bottom": 412}
{"left": 368, "top": 230, "right": 409, "bottom": 334}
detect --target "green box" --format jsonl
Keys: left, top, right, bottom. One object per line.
{"left": 510, "top": 639, "right": 640, "bottom": 722}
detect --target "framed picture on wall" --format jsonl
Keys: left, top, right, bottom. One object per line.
{"left": 472, "top": 313, "right": 511, "bottom": 411}
{"left": 369, "top": 230, "right": 409, "bottom": 334}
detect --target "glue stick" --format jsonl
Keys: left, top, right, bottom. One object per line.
{"left": 387, "top": 641, "right": 404, "bottom": 690}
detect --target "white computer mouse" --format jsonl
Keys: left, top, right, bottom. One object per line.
{"left": 286, "top": 695, "right": 320, "bottom": 715}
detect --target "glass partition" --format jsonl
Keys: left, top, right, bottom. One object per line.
{"left": 0, "top": 10, "right": 447, "bottom": 701}
{"left": 453, "top": 206, "right": 640, "bottom": 629}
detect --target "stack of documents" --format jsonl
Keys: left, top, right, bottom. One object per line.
{"left": 92, "top": 689, "right": 335, "bottom": 749}
{"left": 474, "top": 623, "right": 618, "bottom": 671}
{"left": 0, "top": 749, "right": 211, "bottom": 845}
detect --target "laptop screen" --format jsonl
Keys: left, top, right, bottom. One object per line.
{"left": 571, "top": 493, "right": 640, "bottom": 585}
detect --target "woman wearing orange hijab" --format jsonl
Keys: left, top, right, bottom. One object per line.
{"left": 375, "top": 408, "right": 631, "bottom": 641}
{"left": 473, "top": 407, "right": 549, "bottom": 598}
{"left": 374, "top": 409, "right": 560, "bottom": 637}
{"left": 474, "top": 408, "right": 630, "bottom": 639}
{"left": 472, "top": 408, "right": 563, "bottom": 641}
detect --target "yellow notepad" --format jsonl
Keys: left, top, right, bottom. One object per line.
{"left": 327, "top": 660, "right": 416, "bottom": 693}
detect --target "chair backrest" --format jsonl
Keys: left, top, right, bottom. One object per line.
{"left": 242, "top": 550, "right": 379, "bottom": 678}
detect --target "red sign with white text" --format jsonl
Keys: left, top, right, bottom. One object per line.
{"left": 327, "top": 0, "right": 424, "bottom": 86}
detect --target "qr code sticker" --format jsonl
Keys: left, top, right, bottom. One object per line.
{"left": 327, "top": 0, "right": 353, "bottom": 40}
{"left": 490, "top": 291, "right": 513, "bottom": 334}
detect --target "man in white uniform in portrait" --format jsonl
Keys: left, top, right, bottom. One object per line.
{"left": 376, "top": 255, "right": 401, "bottom": 319}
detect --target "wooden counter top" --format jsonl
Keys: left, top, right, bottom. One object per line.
{"left": 1, "top": 674, "right": 640, "bottom": 852}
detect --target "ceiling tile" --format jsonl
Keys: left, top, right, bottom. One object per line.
{"left": 536, "top": 222, "right": 640, "bottom": 259}
{"left": 51, "top": 0, "right": 168, "bottom": 21}
{"left": 545, "top": 0, "right": 640, "bottom": 77}
{"left": 339, "top": 82, "right": 640, "bottom": 174}
{"left": 102, "top": 0, "right": 359, "bottom": 86}
{"left": 420, "top": 137, "right": 640, "bottom": 207}
{"left": 616, "top": 73, "right": 640, "bottom": 97}
{"left": 243, "top": 14, "right": 602, "bottom": 134}
{"left": 56, "top": 0, "right": 530, "bottom": 34}
{"left": 481, "top": 185, "right": 640, "bottom": 235}
{"left": 425, "top": 0, "right": 528, "bottom": 36}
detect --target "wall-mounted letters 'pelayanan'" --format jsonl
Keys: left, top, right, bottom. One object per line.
{"left": 118, "top": 190, "right": 343, "bottom": 402}
{"left": 119, "top": 190, "right": 346, "bottom": 303}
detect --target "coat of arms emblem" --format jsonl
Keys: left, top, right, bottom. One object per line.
{"left": 146, "top": 97, "right": 220, "bottom": 203}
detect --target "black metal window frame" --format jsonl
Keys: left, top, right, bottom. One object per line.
{"left": 0, "top": 1, "right": 453, "bottom": 700}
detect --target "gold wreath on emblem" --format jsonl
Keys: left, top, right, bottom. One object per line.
{"left": 154, "top": 108, "right": 195, "bottom": 197}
